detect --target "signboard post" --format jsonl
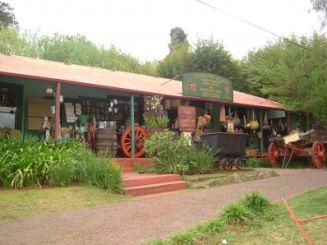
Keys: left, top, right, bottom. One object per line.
{"left": 182, "top": 72, "right": 233, "bottom": 101}
{"left": 178, "top": 106, "right": 196, "bottom": 132}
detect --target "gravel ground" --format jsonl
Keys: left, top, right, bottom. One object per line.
{"left": 0, "top": 169, "right": 326, "bottom": 245}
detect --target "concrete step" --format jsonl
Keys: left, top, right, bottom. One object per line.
{"left": 123, "top": 167, "right": 134, "bottom": 173}
{"left": 124, "top": 180, "right": 187, "bottom": 196}
{"left": 123, "top": 174, "right": 182, "bottom": 188}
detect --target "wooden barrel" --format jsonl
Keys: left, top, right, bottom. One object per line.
{"left": 95, "top": 127, "right": 117, "bottom": 157}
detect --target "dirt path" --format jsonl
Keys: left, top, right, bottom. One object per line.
{"left": 0, "top": 169, "right": 326, "bottom": 245}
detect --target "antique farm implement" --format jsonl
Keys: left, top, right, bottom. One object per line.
{"left": 201, "top": 132, "right": 248, "bottom": 170}
{"left": 268, "top": 124, "right": 327, "bottom": 168}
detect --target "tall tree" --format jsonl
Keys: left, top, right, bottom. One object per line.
{"left": 158, "top": 27, "right": 190, "bottom": 79}
{"left": 188, "top": 38, "right": 242, "bottom": 89}
{"left": 0, "top": 1, "right": 18, "bottom": 28}
{"left": 158, "top": 34, "right": 244, "bottom": 90}
{"left": 169, "top": 27, "right": 189, "bottom": 53}
{"left": 157, "top": 43, "right": 190, "bottom": 79}
{"left": 39, "top": 34, "right": 100, "bottom": 66}
{"left": 311, "top": 0, "right": 327, "bottom": 27}
{"left": 0, "top": 28, "right": 38, "bottom": 56}
{"left": 0, "top": 28, "right": 156, "bottom": 75}
{"left": 243, "top": 33, "right": 327, "bottom": 119}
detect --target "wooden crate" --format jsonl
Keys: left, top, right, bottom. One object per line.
{"left": 27, "top": 97, "right": 53, "bottom": 130}
{"left": 28, "top": 117, "right": 44, "bottom": 131}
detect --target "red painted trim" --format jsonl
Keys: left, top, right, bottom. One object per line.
{"left": 0, "top": 71, "right": 283, "bottom": 110}
{"left": 55, "top": 82, "right": 61, "bottom": 139}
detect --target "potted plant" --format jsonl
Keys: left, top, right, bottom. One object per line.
{"left": 143, "top": 95, "right": 169, "bottom": 134}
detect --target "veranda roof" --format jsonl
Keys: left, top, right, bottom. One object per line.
{"left": 0, "top": 54, "right": 283, "bottom": 110}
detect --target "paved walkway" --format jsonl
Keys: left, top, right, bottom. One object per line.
{"left": 0, "top": 169, "right": 326, "bottom": 245}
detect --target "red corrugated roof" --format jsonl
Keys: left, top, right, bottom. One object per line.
{"left": 0, "top": 54, "right": 283, "bottom": 110}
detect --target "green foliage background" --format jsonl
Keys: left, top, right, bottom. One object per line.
{"left": 242, "top": 33, "right": 327, "bottom": 120}
{"left": 0, "top": 28, "right": 158, "bottom": 76}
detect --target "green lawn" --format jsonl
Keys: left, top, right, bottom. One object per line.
{"left": 149, "top": 187, "right": 327, "bottom": 245}
{"left": 0, "top": 186, "right": 130, "bottom": 221}
{"left": 233, "top": 187, "right": 327, "bottom": 245}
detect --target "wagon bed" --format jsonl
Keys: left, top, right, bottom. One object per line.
{"left": 201, "top": 132, "right": 248, "bottom": 170}
{"left": 268, "top": 124, "right": 327, "bottom": 168}
{"left": 201, "top": 132, "right": 247, "bottom": 156}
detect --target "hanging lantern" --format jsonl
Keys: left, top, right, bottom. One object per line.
{"left": 45, "top": 86, "right": 54, "bottom": 96}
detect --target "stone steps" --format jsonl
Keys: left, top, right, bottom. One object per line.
{"left": 123, "top": 174, "right": 182, "bottom": 188}
{"left": 114, "top": 158, "right": 187, "bottom": 196}
{"left": 124, "top": 180, "right": 187, "bottom": 196}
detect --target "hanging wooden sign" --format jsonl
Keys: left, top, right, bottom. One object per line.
{"left": 178, "top": 106, "right": 196, "bottom": 132}
{"left": 183, "top": 72, "right": 233, "bottom": 101}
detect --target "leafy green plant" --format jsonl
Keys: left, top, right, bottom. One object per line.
{"left": 144, "top": 115, "right": 169, "bottom": 129}
{"left": 144, "top": 131, "right": 190, "bottom": 174}
{"left": 48, "top": 161, "right": 75, "bottom": 187}
{"left": 182, "top": 145, "right": 216, "bottom": 174}
{"left": 221, "top": 202, "right": 254, "bottom": 225}
{"left": 144, "top": 131, "right": 217, "bottom": 174}
{"left": 104, "top": 160, "right": 123, "bottom": 193}
{"left": 0, "top": 137, "right": 122, "bottom": 193}
{"left": 144, "top": 117, "right": 159, "bottom": 129}
{"left": 78, "top": 156, "right": 122, "bottom": 193}
{"left": 241, "top": 192, "right": 271, "bottom": 214}
{"left": 155, "top": 115, "right": 169, "bottom": 128}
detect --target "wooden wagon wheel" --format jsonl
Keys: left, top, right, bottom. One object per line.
{"left": 121, "top": 126, "right": 147, "bottom": 158}
{"left": 268, "top": 142, "right": 279, "bottom": 166}
{"left": 311, "top": 141, "right": 325, "bottom": 168}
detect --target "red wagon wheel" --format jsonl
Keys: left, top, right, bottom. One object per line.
{"left": 121, "top": 126, "right": 147, "bottom": 158}
{"left": 311, "top": 141, "right": 325, "bottom": 168}
{"left": 268, "top": 142, "right": 279, "bottom": 166}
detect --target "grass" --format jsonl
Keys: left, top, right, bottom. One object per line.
{"left": 0, "top": 186, "right": 130, "bottom": 221}
{"left": 148, "top": 187, "right": 327, "bottom": 245}
{"left": 233, "top": 187, "right": 327, "bottom": 245}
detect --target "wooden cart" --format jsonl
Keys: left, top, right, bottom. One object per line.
{"left": 268, "top": 124, "right": 327, "bottom": 168}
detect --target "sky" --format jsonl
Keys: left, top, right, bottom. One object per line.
{"left": 7, "top": 0, "right": 322, "bottom": 62}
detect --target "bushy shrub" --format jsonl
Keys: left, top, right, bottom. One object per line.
{"left": 145, "top": 131, "right": 189, "bottom": 174}
{"left": 0, "top": 137, "right": 122, "bottom": 193}
{"left": 145, "top": 131, "right": 217, "bottom": 174}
